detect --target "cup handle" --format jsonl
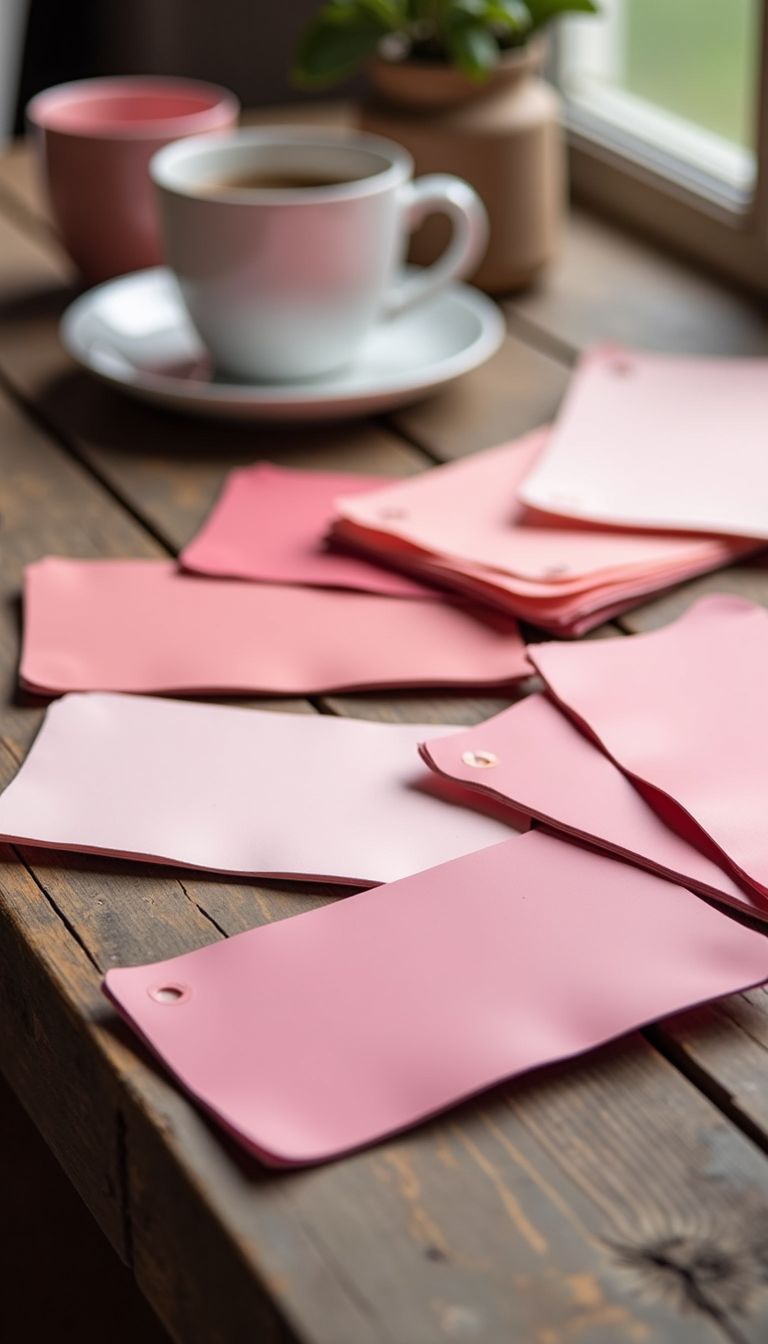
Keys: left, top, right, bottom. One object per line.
{"left": 383, "top": 175, "right": 489, "bottom": 317}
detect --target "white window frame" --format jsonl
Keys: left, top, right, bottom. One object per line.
{"left": 552, "top": 0, "right": 768, "bottom": 295}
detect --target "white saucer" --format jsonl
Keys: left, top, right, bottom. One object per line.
{"left": 61, "top": 267, "right": 505, "bottom": 422}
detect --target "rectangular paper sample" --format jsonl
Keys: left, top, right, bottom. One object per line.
{"left": 519, "top": 343, "right": 768, "bottom": 540}
{"left": 332, "top": 430, "right": 753, "bottom": 635}
{"left": 420, "top": 692, "right": 763, "bottom": 920}
{"left": 0, "top": 693, "right": 518, "bottom": 884}
{"left": 528, "top": 595, "right": 768, "bottom": 900}
{"left": 105, "top": 829, "right": 768, "bottom": 1167}
{"left": 180, "top": 463, "right": 430, "bottom": 596}
{"left": 21, "top": 558, "right": 531, "bottom": 696}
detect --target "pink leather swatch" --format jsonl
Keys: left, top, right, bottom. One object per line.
{"left": 0, "top": 693, "right": 516, "bottom": 883}
{"left": 104, "top": 829, "right": 768, "bottom": 1166}
{"left": 332, "top": 430, "right": 753, "bottom": 635}
{"left": 180, "top": 463, "right": 430, "bottom": 596}
{"left": 519, "top": 344, "right": 768, "bottom": 539}
{"left": 420, "top": 692, "right": 762, "bottom": 919}
{"left": 529, "top": 595, "right": 768, "bottom": 900}
{"left": 21, "top": 558, "right": 531, "bottom": 696}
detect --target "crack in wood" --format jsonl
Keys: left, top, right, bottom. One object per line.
{"left": 0, "top": 733, "right": 23, "bottom": 767}
{"left": 176, "top": 878, "right": 228, "bottom": 940}
{"left": 12, "top": 845, "right": 103, "bottom": 974}
{"left": 646, "top": 1024, "right": 768, "bottom": 1163}
{"left": 116, "top": 1107, "right": 135, "bottom": 1272}
{"left": 376, "top": 413, "right": 448, "bottom": 470}
{"left": 504, "top": 307, "right": 580, "bottom": 369}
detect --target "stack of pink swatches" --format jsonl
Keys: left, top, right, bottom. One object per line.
{"left": 331, "top": 344, "right": 768, "bottom": 634}
{"left": 6, "top": 341, "right": 768, "bottom": 1166}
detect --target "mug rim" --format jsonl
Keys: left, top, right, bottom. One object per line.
{"left": 150, "top": 127, "right": 414, "bottom": 206}
{"left": 26, "top": 75, "right": 240, "bottom": 141}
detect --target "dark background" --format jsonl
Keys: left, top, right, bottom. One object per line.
{"left": 16, "top": 0, "right": 345, "bottom": 131}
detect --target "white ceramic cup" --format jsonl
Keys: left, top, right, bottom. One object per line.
{"left": 150, "top": 127, "right": 489, "bottom": 382}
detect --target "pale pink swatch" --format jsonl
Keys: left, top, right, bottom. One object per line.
{"left": 104, "top": 829, "right": 768, "bottom": 1167}
{"left": 519, "top": 343, "right": 768, "bottom": 539}
{"left": 332, "top": 430, "right": 754, "bottom": 635}
{"left": 21, "top": 558, "right": 531, "bottom": 696}
{"left": 420, "top": 692, "right": 762, "bottom": 919}
{"left": 181, "top": 463, "right": 430, "bottom": 596}
{"left": 529, "top": 595, "right": 768, "bottom": 900}
{"left": 0, "top": 693, "right": 517, "bottom": 883}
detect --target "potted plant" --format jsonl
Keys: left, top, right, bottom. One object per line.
{"left": 294, "top": 1, "right": 598, "bottom": 292}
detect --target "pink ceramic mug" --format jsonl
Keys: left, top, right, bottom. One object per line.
{"left": 27, "top": 76, "right": 240, "bottom": 284}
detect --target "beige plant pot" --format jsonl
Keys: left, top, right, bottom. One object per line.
{"left": 358, "top": 41, "right": 564, "bottom": 293}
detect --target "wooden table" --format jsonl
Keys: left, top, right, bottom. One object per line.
{"left": 3, "top": 108, "right": 768, "bottom": 1344}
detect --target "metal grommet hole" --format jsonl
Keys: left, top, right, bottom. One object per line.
{"left": 148, "top": 983, "right": 190, "bottom": 1005}
{"left": 462, "top": 749, "right": 499, "bottom": 769}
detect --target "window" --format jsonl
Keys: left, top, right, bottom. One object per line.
{"left": 554, "top": 0, "right": 768, "bottom": 293}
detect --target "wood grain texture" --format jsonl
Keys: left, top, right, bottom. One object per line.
{"left": 4, "top": 124, "right": 768, "bottom": 1344}
{"left": 508, "top": 207, "right": 768, "bottom": 358}
{"left": 391, "top": 332, "right": 568, "bottom": 462}
{"left": 619, "top": 558, "right": 768, "bottom": 633}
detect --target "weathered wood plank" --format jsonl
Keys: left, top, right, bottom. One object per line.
{"left": 22, "top": 817, "right": 768, "bottom": 1344}
{"left": 652, "top": 991, "right": 768, "bottom": 1154}
{"left": 391, "top": 331, "right": 568, "bottom": 462}
{"left": 0, "top": 367, "right": 348, "bottom": 1343}
{"left": 508, "top": 206, "right": 768, "bottom": 358}
{"left": 618, "top": 558, "right": 768, "bottom": 634}
{"left": 320, "top": 690, "right": 524, "bottom": 726}
{"left": 0, "top": 845, "right": 369, "bottom": 1344}
{"left": 3, "top": 383, "right": 767, "bottom": 1344}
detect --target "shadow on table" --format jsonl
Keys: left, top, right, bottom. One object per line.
{"left": 0, "top": 1070, "right": 171, "bottom": 1343}
{"left": 36, "top": 365, "right": 393, "bottom": 467}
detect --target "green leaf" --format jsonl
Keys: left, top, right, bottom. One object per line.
{"left": 445, "top": 19, "right": 500, "bottom": 79}
{"left": 484, "top": 0, "right": 532, "bottom": 35}
{"left": 441, "top": 0, "right": 532, "bottom": 45}
{"left": 525, "top": 0, "right": 598, "bottom": 31}
{"left": 293, "top": 9, "right": 388, "bottom": 87}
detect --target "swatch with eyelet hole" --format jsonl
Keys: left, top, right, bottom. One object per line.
{"left": 528, "top": 595, "right": 768, "bottom": 902}
{"left": 518, "top": 343, "right": 768, "bottom": 540}
{"left": 330, "top": 428, "right": 755, "bottom": 635}
{"left": 0, "top": 693, "right": 522, "bottom": 885}
{"left": 104, "top": 828, "right": 768, "bottom": 1167}
{"left": 419, "top": 691, "right": 764, "bottom": 921}
{"left": 180, "top": 463, "right": 431, "bottom": 596}
{"left": 20, "top": 558, "right": 531, "bottom": 697}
